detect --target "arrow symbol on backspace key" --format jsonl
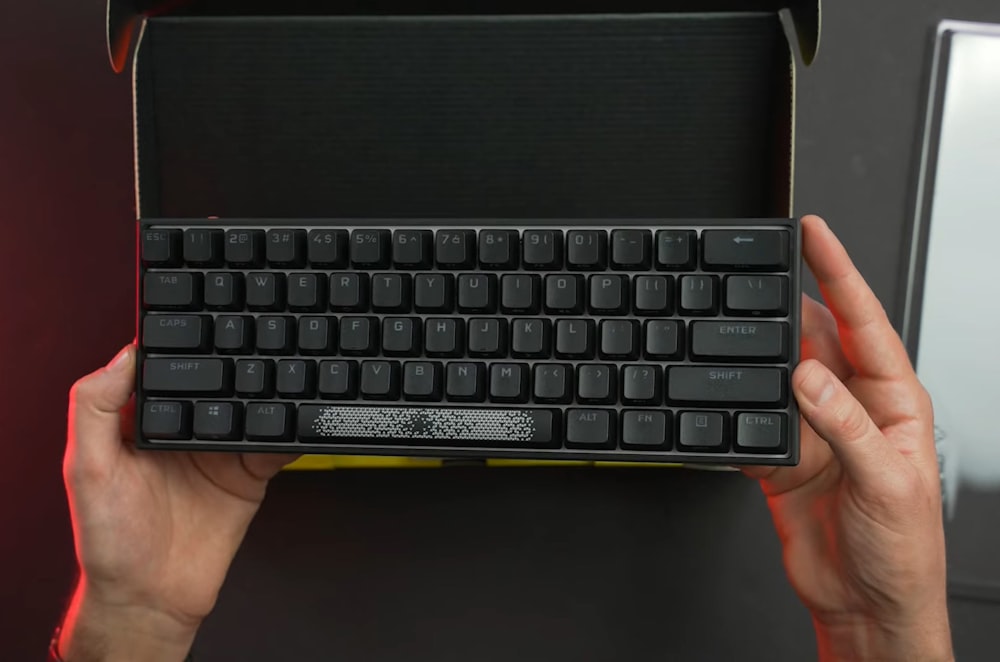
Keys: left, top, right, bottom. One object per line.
{"left": 733, "top": 236, "right": 755, "bottom": 245}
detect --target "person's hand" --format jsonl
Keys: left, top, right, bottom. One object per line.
{"left": 744, "top": 215, "right": 952, "bottom": 661}
{"left": 59, "top": 344, "right": 299, "bottom": 661}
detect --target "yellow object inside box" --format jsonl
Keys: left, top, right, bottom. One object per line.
{"left": 286, "top": 455, "right": 682, "bottom": 470}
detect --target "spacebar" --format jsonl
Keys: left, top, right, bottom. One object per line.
{"left": 297, "top": 405, "right": 557, "bottom": 446}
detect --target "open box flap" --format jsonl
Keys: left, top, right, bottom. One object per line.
{"left": 108, "top": 0, "right": 820, "bottom": 73}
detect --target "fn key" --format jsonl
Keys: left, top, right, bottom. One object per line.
{"left": 246, "top": 403, "right": 295, "bottom": 442}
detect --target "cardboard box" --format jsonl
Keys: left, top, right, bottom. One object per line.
{"left": 108, "top": 0, "right": 820, "bottom": 469}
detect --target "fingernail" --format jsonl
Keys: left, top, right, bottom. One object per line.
{"left": 106, "top": 345, "right": 133, "bottom": 371}
{"left": 799, "top": 363, "right": 835, "bottom": 405}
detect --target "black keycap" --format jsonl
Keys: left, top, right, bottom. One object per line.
{"left": 288, "top": 273, "right": 325, "bottom": 312}
{"left": 678, "top": 412, "right": 727, "bottom": 450}
{"left": 194, "top": 401, "right": 242, "bottom": 441}
{"left": 235, "top": 360, "right": 274, "bottom": 398}
{"left": 141, "top": 228, "right": 181, "bottom": 267}
{"left": 702, "top": 230, "right": 789, "bottom": 271}
{"left": 372, "top": 273, "right": 411, "bottom": 312}
{"left": 308, "top": 229, "right": 348, "bottom": 267}
{"left": 224, "top": 229, "right": 264, "bottom": 267}
{"left": 655, "top": 230, "right": 696, "bottom": 270}
{"left": 403, "top": 362, "right": 442, "bottom": 401}
{"left": 246, "top": 272, "right": 285, "bottom": 311}
{"left": 577, "top": 364, "right": 615, "bottom": 404}
{"left": 141, "top": 401, "right": 192, "bottom": 440}
{"left": 143, "top": 315, "right": 211, "bottom": 352}
{"left": 489, "top": 363, "right": 529, "bottom": 403}
{"left": 724, "top": 275, "right": 789, "bottom": 316}
{"left": 611, "top": 230, "right": 651, "bottom": 270}
{"left": 143, "top": 358, "right": 232, "bottom": 396}
{"left": 361, "top": 361, "right": 400, "bottom": 400}
{"left": 339, "top": 317, "right": 378, "bottom": 356}
{"left": 599, "top": 320, "right": 638, "bottom": 359}
{"left": 479, "top": 230, "right": 519, "bottom": 269}
{"left": 644, "top": 320, "right": 682, "bottom": 359}
{"left": 393, "top": 230, "right": 433, "bottom": 268}
{"left": 318, "top": 361, "right": 357, "bottom": 399}
{"left": 204, "top": 272, "right": 243, "bottom": 310}
{"left": 468, "top": 318, "right": 506, "bottom": 358}
{"left": 589, "top": 275, "right": 628, "bottom": 314}
{"left": 383, "top": 317, "right": 419, "bottom": 356}
{"left": 566, "top": 409, "right": 615, "bottom": 449}
{"left": 736, "top": 413, "right": 786, "bottom": 452}
{"left": 297, "top": 405, "right": 556, "bottom": 446}
{"left": 679, "top": 275, "right": 718, "bottom": 315}
{"left": 668, "top": 367, "right": 785, "bottom": 406}
{"left": 446, "top": 362, "right": 486, "bottom": 402}
{"left": 329, "top": 273, "right": 369, "bottom": 312}
{"left": 425, "top": 318, "right": 463, "bottom": 357}
{"left": 414, "top": 274, "right": 453, "bottom": 313}
{"left": 457, "top": 274, "right": 497, "bottom": 313}
{"left": 350, "top": 229, "right": 391, "bottom": 268}
{"left": 501, "top": 274, "right": 540, "bottom": 314}
{"left": 245, "top": 402, "right": 295, "bottom": 442}
{"left": 511, "top": 319, "right": 550, "bottom": 358}
{"left": 144, "top": 272, "right": 201, "bottom": 310}
{"left": 183, "top": 229, "right": 222, "bottom": 266}
{"left": 566, "top": 230, "right": 607, "bottom": 270}
{"left": 544, "top": 274, "right": 584, "bottom": 314}
{"left": 690, "top": 321, "right": 788, "bottom": 361}
{"left": 533, "top": 364, "right": 571, "bottom": 403}
{"left": 621, "top": 411, "right": 670, "bottom": 450}
{"left": 633, "top": 275, "right": 672, "bottom": 315}
{"left": 215, "top": 316, "right": 253, "bottom": 353}
{"left": 555, "top": 319, "right": 594, "bottom": 359}
{"left": 277, "top": 360, "right": 316, "bottom": 398}
{"left": 436, "top": 230, "right": 475, "bottom": 268}
{"left": 266, "top": 229, "right": 306, "bottom": 267}
{"left": 622, "top": 365, "right": 662, "bottom": 405}
{"left": 523, "top": 230, "right": 563, "bottom": 269}
{"left": 256, "top": 316, "right": 294, "bottom": 355}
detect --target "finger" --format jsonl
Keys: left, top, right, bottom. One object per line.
{"left": 801, "top": 294, "right": 853, "bottom": 381}
{"left": 66, "top": 344, "right": 136, "bottom": 472}
{"left": 801, "top": 215, "right": 913, "bottom": 381}
{"left": 241, "top": 453, "right": 302, "bottom": 481}
{"left": 792, "top": 358, "right": 898, "bottom": 484}
{"left": 119, "top": 395, "right": 136, "bottom": 445}
{"left": 741, "top": 418, "right": 835, "bottom": 496}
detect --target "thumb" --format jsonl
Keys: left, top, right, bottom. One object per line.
{"left": 792, "top": 359, "right": 897, "bottom": 485}
{"left": 66, "top": 344, "right": 137, "bottom": 472}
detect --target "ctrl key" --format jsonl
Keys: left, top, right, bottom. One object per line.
{"left": 142, "top": 401, "right": 192, "bottom": 440}
{"left": 736, "top": 413, "right": 786, "bottom": 452}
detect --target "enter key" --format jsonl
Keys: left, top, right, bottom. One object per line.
{"left": 690, "top": 321, "right": 788, "bottom": 361}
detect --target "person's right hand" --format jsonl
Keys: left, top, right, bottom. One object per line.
{"left": 744, "top": 215, "right": 953, "bottom": 661}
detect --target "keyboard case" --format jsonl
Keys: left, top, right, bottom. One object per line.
{"left": 108, "top": 0, "right": 821, "bottom": 468}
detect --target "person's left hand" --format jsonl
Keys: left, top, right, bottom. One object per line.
{"left": 59, "top": 343, "right": 299, "bottom": 661}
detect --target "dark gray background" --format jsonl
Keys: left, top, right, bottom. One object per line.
{"left": 1, "top": 0, "right": 999, "bottom": 659}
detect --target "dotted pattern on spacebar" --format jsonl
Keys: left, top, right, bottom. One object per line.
{"left": 298, "top": 405, "right": 555, "bottom": 444}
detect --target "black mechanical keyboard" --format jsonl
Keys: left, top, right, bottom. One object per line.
{"left": 136, "top": 219, "right": 801, "bottom": 466}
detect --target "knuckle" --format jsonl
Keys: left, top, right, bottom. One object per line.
{"left": 833, "top": 399, "right": 871, "bottom": 442}
{"left": 69, "top": 374, "right": 101, "bottom": 406}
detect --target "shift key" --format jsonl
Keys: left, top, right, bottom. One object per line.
{"left": 143, "top": 358, "right": 233, "bottom": 396}
{"left": 668, "top": 366, "right": 785, "bottom": 406}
